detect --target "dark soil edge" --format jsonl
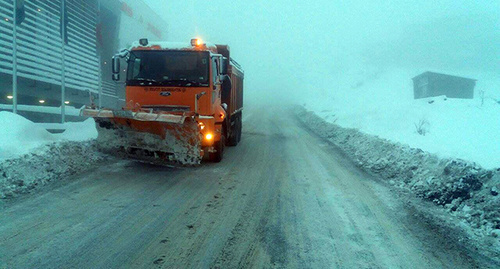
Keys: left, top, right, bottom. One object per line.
{"left": 295, "top": 106, "right": 500, "bottom": 268}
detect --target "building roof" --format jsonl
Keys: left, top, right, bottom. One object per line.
{"left": 412, "top": 71, "right": 477, "bottom": 82}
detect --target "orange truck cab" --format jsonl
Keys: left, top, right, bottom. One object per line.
{"left": 109, "top": 38, "right": 244, "bottom": 162}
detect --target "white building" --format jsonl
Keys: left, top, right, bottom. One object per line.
{"left": 0, "top": 0, "right": 167, "bottom": 123}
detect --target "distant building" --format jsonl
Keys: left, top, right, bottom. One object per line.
{"left": 0, "top": 0, "right": 167, "bottom": 123}
{"left": 412, "top": 72, "right": 477, "bottom": 99}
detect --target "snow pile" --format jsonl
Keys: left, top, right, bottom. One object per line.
{"left": 0, "top": 141, "right": 110, "bottom": 199}
{"left": 304, "top": 69, "right": 500, "bottom": 169}
{"left": 298, "top": 108, "right": 500, "bottom": 261}
{"left": 0, "top": 112, "right": 103, "bottom": 199}
{"left": 58, "top": 118, "right": 98, "bottom": 142}
{"left": 0, "top": 111, "right": 97, "bottom": 160}
{"left": 0, "top": 111, "right": 59, "bottom": 159}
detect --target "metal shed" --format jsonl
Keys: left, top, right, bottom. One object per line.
{"left": 412, "top": 71, "right": 477, "bottom": 99}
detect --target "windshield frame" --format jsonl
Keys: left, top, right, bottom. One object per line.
{"left": 126, "top": 50, "right": 211, "bottom": 87}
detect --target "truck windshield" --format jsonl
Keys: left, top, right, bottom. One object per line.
{"left": 126, "top": 50, "right": 210, "bottom": 87}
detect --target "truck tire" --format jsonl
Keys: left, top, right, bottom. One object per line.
{"left": 237, "top": 116, "right": 242, "bottom": 143}
{"left": 227, "top": 120, "right": 238, "bottom": 147}
{"left": 210, "top": 135, "right": 225, "bottom": 162}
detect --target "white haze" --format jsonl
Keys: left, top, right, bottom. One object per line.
{"left": 143, "top": 0, "right": 500, "bottom": 105}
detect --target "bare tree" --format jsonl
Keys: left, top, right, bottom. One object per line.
{"left": 415, "top": 118, "right": 430, "bottom": 136}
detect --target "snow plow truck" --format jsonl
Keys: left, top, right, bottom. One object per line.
{"left": 82, "top": 38, "right": 244, "bottom": 165}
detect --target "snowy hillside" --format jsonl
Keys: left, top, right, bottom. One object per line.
{"left": 0, "top": 112, "right": 97, "bottom": 160}
{"left": 305, "top": 69, "right": 500, "bottom": 169}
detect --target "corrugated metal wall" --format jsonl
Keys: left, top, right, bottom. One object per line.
{"left": 0, "top": 0, "right": 116, "bottom": 98}
{"left": 0, "top": 1, "right": 14, "bottom": 76}
{"left": 65, "top": 0, "right": 99, "bottom": 93}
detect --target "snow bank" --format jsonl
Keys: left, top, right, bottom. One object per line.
{"left": 305, "top": 69, "right": 500, "bottom": 169}
{"left": 298, "top": 107, "right": 500, "bottom": 263}
{"left": 0, "top": 141, "right": 110, "bottom": 199}
{"left": 0, "top": 112, "right": 102, "bottom": 199}
{"left": 0, "top": 112, "right": 58, "bottom": 159}
{"left": 57, "top": 118, "right": 98, "bottom": 142}
{"left": 0, "top": 112, "right": 97, "bottom": 160}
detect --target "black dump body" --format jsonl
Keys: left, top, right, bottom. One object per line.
{"left": 216, "top": 45, "right": 244, "bottom": 116}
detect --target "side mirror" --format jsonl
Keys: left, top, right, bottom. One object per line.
{"left": 221, "top": 58, "right": 229, "bottom": 75}
{"left": 112, "top": 56, "right": 120, "bottom": 74}
{"left": 112, "top": 56, "right": 121, "bottom": 81}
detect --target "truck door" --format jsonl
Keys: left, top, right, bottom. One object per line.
{"left": 211, "top": 57, "right": 222, "bottom": 105}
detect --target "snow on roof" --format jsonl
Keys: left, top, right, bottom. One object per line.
{"left": 413, "top": 71, "right": 477, "bottom": 81}
{"left": 130, "top": 41, "right": 218, "bottom": 52}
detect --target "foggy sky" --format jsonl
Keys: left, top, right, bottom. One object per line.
{"left": 143, "top": 0, "right": 500, "bottom": 103}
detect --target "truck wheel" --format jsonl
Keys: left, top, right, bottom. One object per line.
{"left": 227, "top": 121, "right": 238, "bottom": 147}
{"left": 237, "top": 116, "right": 242, "bottom": 143}
{"left": 210, "top": 135, "right": 225, "bottom": 162}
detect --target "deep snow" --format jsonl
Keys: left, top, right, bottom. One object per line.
{"left": 0, "top": 111, "right": 97, "bottom": 160}
{"left": 0, "top": 141, "right": 109, "bottom": 199}
{"left": 305, "top": 69, "right": 500, "bottom": 169}
{"left": 298, "top": 107, "right": 500, "bottom": 263}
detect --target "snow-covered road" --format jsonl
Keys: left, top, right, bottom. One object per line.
{"left": 0, "top": 107, "right": 486, "bottom": 268}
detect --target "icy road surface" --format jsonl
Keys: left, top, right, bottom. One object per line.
{"left": 0, "top": 107, "right": 479, "bottom": 268}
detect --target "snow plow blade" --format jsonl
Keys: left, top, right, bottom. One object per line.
{"left": 82, "top": 108, "right": 202, "bottom": 166}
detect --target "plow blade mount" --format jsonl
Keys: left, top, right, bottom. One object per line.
{"left": 84, "top": 108, "right": 202, "bottom": 165}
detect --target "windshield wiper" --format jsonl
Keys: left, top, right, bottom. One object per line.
{"left": 160, "top": 79, "right": 207, "bottom": 86}
{"left": 127, "top": 78, "right": 162, "bottom": 86}
{"left": 130, "top": 78, "right": 158, "bottom": 83}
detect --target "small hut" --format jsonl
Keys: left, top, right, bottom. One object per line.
{"left": 412, "top": 72, "right": 476, "bottom": 99}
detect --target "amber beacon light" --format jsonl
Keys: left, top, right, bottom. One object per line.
{"left": 191, "top": 38, "right": 203, "bottom": 46}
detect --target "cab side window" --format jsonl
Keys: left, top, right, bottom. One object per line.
{"left": 212, "top": 57, "right": 220, "bottom": 84}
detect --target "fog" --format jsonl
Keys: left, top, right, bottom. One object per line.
{"left": 143, "top": 0, "right": 500, "bottom": 105}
